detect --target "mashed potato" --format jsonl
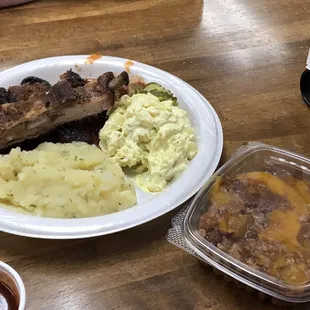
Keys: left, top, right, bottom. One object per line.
{"left": 0, "top": 142, "right": 136, "bottom": 218}
{"left": 99, "top": 93, "right": 198, "bottom": 192}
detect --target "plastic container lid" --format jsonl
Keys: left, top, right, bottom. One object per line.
{"left": 182, "top": 143, "right": 310, "bottom": 303}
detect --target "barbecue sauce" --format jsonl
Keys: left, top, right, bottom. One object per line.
{"left": 0, "top": 282, "right": 18, "bottom": 310}
{"left": 124, "top": 60, "right": 134, "bottom": 73}
{"left": 85, "top": 54, "right": 102, "bottom": 64}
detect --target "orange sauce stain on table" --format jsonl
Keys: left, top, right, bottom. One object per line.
{"left": 85, "top": 54, "right": 102, "bottom": 64}
{"left": 125, "top": 60, "right": 134, "bottom": 73}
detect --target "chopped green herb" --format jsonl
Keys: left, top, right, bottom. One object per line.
{"left": 29, "top": 204, "right": 36, "bottom": 208}
{"left": 13, "top": 170, "right": 18, "bottom": 177}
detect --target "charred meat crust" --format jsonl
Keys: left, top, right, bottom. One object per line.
{"left": 95, "top": 71, "right": 115, "bottom": 93}
{"left": 21, "top": 76, "right": 51, "bottom": 87}
{"left": 0, "top": 87, "right": 23, "bottom": 104}
{"left": 7, "top": 83, "right": 50, "bottom": 103}
{"left": 0, "top": 87, "right": 9, "bottom": 104}
{"left": 60, "top": 69, "right": 85, "bottom": 88}
{"left": 0, "top": 112, "right": 108, "bottom": 154}
{"left": 0, "top": 70, "right": 128, "bottom": 149}
{"left": 55, "top": 112, "right": 108, "bottom": 145}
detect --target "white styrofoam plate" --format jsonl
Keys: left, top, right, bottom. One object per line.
{"left": 0, "top": 55, "right": 223, "bottom": 239}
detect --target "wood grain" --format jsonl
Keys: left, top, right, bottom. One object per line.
{"left": 0, "top": 0, "right": 310, "bottom": 309}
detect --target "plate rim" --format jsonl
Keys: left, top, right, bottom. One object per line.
{"left": 0, "top": 55, "right": 223, "bottom": 239}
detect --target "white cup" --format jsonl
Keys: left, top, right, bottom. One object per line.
{"left": 0, "top": 261, "right": 26, "bottom": 310}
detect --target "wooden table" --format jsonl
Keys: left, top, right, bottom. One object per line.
{"left": 0, "top": 1, "right": 309, "bottom": 309}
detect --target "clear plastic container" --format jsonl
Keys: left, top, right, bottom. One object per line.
{"left": 167, "top": 142, "right": 310, "bottom": 304}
